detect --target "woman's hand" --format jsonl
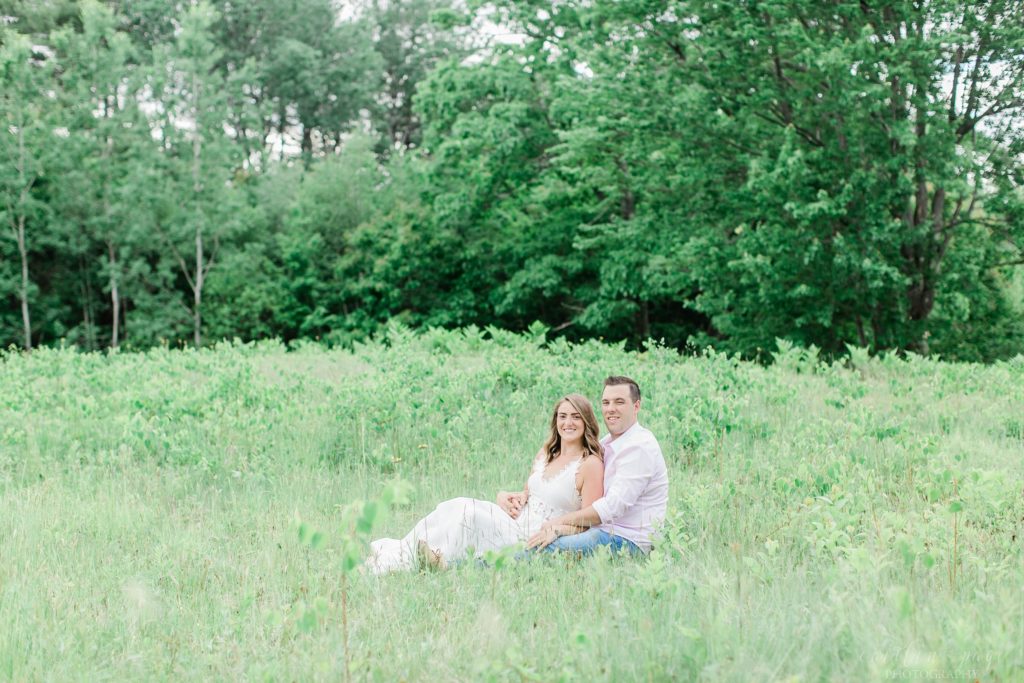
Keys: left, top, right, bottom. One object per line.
{"left": 526, "top": 522, "right": 562, "bottom": 550}
{"left": 496, "top": 491, "right": 527, "bottom": 518}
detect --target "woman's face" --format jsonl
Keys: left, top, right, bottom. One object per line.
{"left": 555, "top": 400, "right": 585, "bottom": 446}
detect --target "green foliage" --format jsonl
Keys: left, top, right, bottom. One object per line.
{"left": 366, "top": 0, "right": 465, "bottom": 151}
{"left": 1, "top": 331, "right": 1023, "bottom": 678}
{"left": 0, "top": 0, "right": 1022, "bottom": 361}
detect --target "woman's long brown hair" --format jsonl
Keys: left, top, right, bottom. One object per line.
{"left": 541, "top": 393, "right": 604, "bottom": 464}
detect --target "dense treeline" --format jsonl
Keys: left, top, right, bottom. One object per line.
{"left": 2, "top": 0, "right": 1023, "bottom": 361}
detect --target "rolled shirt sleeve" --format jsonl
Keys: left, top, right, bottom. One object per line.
{"left": 592, "top": 459, "right": 652, "bottom": 523}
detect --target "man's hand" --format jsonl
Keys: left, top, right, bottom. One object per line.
{"left": 496, "top": 491, "right": 527, "bottom": 519}
{"left": 526, "top": 521, "right": 559, "bottom": 550}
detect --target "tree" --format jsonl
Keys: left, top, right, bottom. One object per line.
{"left": 395, "top": 55, "right": 569, "bottom": 329}
{"left": 365, "top": 0, "right": 466, "bottom": 152}
{"left": 148, "top": 2, "right": 250, "bottom": 347}
{"left": 0, "top": 31, "right": 55, "bottom": 349}
{"left": 209, "top": 0, "right": 382, "bottom": 161}
{"left": 203, "top": 134, "right": 385, "bottom": 342}
{"left": 111, "top": 0, "right": 386, "bottom": 162}
{"left": 672, "top": 0, "right": 1024, "bottom": 354}
{"left": 466, "top": 0, "right": 1024, "bottom": 357}
{"left": 51, "top": 0, "right": 153, "bottom": 348}
{"left": 0, "top": 1, "right": 78, "bottom": 40}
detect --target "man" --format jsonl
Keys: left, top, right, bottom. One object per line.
{"left": 526, "top": 375, "right": 669, "bottom": 555}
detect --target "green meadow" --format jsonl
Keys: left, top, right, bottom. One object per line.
{"left": 1, "top": 327, "right": 1022, "bottom": 681}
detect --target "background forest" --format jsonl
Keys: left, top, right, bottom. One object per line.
{"left": 2, "top": 0, "right": 1023, "bottom": 361}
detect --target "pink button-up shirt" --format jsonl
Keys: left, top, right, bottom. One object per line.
{"left": 592, "top": 422, "right": 669, "bottom": 552}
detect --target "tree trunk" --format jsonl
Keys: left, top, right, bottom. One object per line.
{"left": 904, "top": 181, "right": 940, "bottom": 325}
{"left": 616, "top": 158, "right": 644, "bottom": 340}
{"left": 902, "top": 86, "right": 949, "bottom": 339}
{"left": 870, "top": 309, "right": 883, "bottom": 350}
{"left": 638, "top": 299, "right": 650, "bottom": 341}
{"left": 80, "top": 256, "right": 97, "bottom": 350}
{"left": 100, "top": 121, "right": 121, "bottom": 349}
{"left": 14, "top": 125, "right": 31, "bottom": 350}
{"left": 194, "top": 227, "right": 203, "bottom": 349}
{"left": 17, "top": 214, "right": 31, "bottom": 350}
{"left": 906, "top": 280, "right": 935, "bottom": 322}
{"left": 107, "top": 241, "right": 120, "bottom": 349}
{"left": 192, "top": 70, "right": 204, "bottom": 349}
{"left": 301, "top": 124, "right": 313, "bottom": 159}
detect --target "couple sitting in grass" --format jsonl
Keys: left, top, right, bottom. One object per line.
{"left": 366, "top": 376, "right": 669, "bottom": 573}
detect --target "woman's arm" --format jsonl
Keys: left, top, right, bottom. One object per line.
{"left": 577, "top": 455, "right": 605, "bottom": 509}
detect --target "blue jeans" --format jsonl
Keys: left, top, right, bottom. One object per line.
{"left": 541, "top": 527, "right": 642, "bottom": 557}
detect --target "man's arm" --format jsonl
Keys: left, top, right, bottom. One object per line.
{"left": 525, "top": 506, "right": 601, "bottom": 550}
{"left": 525, "top": 507, "right": 602, "bottom": 549}
{"left": 590, "top": 458, "right": 652, "bottom": 523}
{"left": 552, "top": 505, "right": 602, "bottom": 529}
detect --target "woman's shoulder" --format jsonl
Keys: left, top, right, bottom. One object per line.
{"left": 578, "top": 453, "right": 604, "bottom": 478}
{"left": 531, "top": 448, "right": 547, "bottom": 470}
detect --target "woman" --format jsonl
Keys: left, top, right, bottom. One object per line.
{"left": 365, "top": 393, "right": 604, "bottom": 573}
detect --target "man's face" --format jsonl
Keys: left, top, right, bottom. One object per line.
{"left": 601, "top": 384, "right": 639, "bottom": 437}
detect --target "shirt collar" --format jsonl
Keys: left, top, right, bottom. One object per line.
{"left": 600, "top": 421, "right": 644, "bottom": 450}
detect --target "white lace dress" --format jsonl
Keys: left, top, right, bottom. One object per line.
{"left": 366, "top": 457, "right": 583, "bottom": 573}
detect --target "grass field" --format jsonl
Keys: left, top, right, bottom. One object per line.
{"left": 1, "top": 327, "right": 1022, "bottom": 681}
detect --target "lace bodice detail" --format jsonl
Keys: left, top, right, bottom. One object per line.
{"left": 516, "top": 457, "right": 584, "bottom": 536}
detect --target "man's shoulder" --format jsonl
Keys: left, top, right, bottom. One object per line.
{"left": 632, "top": 423, "right": 661, "bottom": 445}
{"left": 620, "top": 423, "right": 663, "bottom": 455}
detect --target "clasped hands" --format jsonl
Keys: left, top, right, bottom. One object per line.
{"left": 496, "top": 490, "right": 527, "bottom": 519}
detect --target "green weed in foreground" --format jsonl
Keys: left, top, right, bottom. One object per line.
{"left": 1, "top": 328, "right": 1023, "bottom": 681}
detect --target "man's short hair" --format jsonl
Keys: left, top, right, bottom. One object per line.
{"left": 604, "top": 375, "right": 641, "bottom": 403}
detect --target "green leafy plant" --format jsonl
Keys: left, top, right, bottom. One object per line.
{"left": 296, "top": 479, "right": 412, "bottom": 683}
